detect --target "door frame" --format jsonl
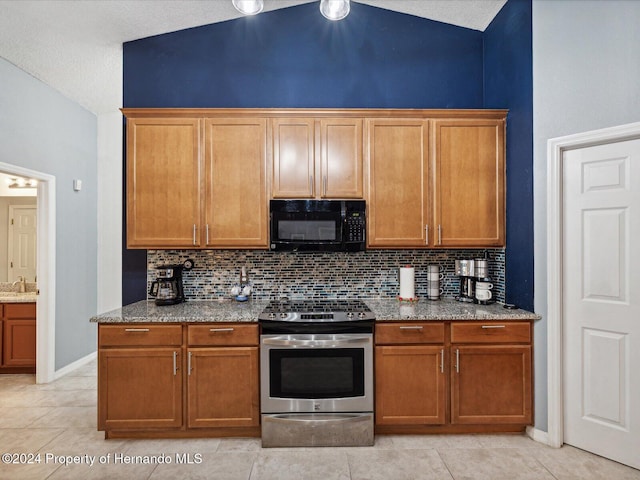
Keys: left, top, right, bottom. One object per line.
{"left": 546, "top": 121, "right": 640, "bottom": 448}
{"left": 0, "top": 162, "right": 56, "bottom": 384}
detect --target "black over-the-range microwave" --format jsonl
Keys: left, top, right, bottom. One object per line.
{"left": 269, "top": 199, "right": 366, "bottom": 252}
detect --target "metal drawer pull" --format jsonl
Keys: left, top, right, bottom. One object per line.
{"left": 481, "top": 325, "right": 506, "bottom": 329}
{"left": 399, "top": 326, "right": 423, "bottom": 330}
{"left": 173, "top": 351, "right": 178, "bottom": 376}
{"left": 188, "top": 352, "right": 192, "bottom": 375}
{"left": 209, "top": 328, "right": 234, "bottom": 332}
{"left": 455, "top": 349, "right": 460, "bottom": 373}
{"left": 440, "top": 348, "right": 444, "bottom": 373}
{"left": 124, "top": 328, "right": 150, "bottom": 332}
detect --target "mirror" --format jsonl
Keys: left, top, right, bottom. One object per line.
{"left": 0, "top": 172, "right": 37, "bottom": 283}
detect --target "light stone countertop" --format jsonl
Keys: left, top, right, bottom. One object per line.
{"left": 0, "top": 292, "right": 38, "bottom": 303}
{"left": 366, "top": 298, "right": 540, "bottom": 321}
{"left": 90, "top": 297, "right": 539, "bottom": 324}
{"left": 90, "top": 299, "right": 269, "bottom": 323}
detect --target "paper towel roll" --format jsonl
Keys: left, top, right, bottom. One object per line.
{"left": 399, "top": 266, "right": 415, "bottom": 299}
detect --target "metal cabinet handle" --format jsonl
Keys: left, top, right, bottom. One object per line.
{"left": 440, "top": 348, "right": 444, "bottom": 373}
{"left": 188, "top": 351, "right": 192, "bottom": 376}
{"left": 206, "top": 224, "right": 210, "bottom": 245}
{"left": 209, "top": 328, "right": 234, "bottom": 332}
{"left": 455, "top": 348, "right": 460, "bottom": 373}
{"left": 173, "top": 351, "right": 178, "bottom": 376}
{"left": 438, "top": 224, "right": 442, "bottom": 245}
{"left": 124, "top": 328, "right": 149, "bottom": 332}
{"left": 425, "top": 225, "right": 429, "bottom": 245}
{"left": 192, "top": 224, "right": 197, "bottom": 246}
{"left": 309, "top": 175, "right": 314, "bottom": 195}
{"left": 323, "top": 176, "right": 327, "bottom": 196}
{"left": 399, "top": 326, "right": 423, "bottom": 330}
{"left": 481, "top": 325, "right": 506, "bottom": 329}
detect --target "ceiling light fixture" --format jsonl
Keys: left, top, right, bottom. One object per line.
{"left": 320, "top": 0, "right": 350, "bottom": 21}
{"left": 7, "top": 177, "right": 37, "bottom": 189}
{"left": 232, "top": 0, "right": 264, "bottom": 15}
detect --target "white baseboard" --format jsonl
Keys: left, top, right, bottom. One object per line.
{"left": 53, "top": 351, "right": 97, "bottom": 380}
{"left": 526, "top": 426, "right": 555, "bottom": 447}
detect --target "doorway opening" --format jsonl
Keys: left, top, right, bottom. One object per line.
{"left": 0, "top": 162, "right": 55, "bottom": 384}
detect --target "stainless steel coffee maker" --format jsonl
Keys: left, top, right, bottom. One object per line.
{"left": 149, "top": 264, "right": 186, "bottom": 306}
{"left": 455, "top": 259, "right": 476, "bottom": 302}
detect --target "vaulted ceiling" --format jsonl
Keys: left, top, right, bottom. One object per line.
{"left": 0, "top": 0, "right": 506, "bottom": 114}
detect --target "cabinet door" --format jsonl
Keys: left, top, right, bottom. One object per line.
{"left": 272, "top": 118, "right": 315, "bottom": 198}
{"left": 375, "top": 345, "right": 445, "bottom": 425}
{"left": 451, "top": 345, "right": 532, "bottom": 424}
{"left": 98, "top": 348, "right": 182, "bottom": 430}
{"left": 126, "top": 118, "right": 203, "bottom": 248}
{"left": 2, "top": 303, "right": 36, "bottom": 367}
{"left": 2, "top": 319, "right": 36, "bottom": 366}
{"left": 366, "top": 119, "right": 430, "bottom": 247}
{"left": 320, "top": 118, "right": 363, "bottom": 198}
{"left": 433, "top": 120, "right": 505, "bottom": 247}
{"left": 187, "top": 347, "right": 259, "bottom": 428}
{"left": 204, "top": 118, "right": 268, "bottom": 247}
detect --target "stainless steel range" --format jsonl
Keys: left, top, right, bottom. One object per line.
{"left": 259, "top": 299, "right": 375, "bottom": 447}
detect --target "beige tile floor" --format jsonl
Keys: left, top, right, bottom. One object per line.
{"left": 1, "top": 360, "right": 639, "bottom": 480}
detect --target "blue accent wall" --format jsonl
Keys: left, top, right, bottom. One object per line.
{"left": 122, "top": 0, "right": 534, "bottom": 310}
{"left": 124, "top": 2, "right": 483, "bottom": 108}
{"left": 483, "top": 0, "right": 534, "bottom": 311}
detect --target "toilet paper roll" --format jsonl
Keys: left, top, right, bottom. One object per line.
{"left": 399, "top": 266, "right": 415, "bottom": 299}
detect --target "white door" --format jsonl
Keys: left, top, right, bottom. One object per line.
{"left": 563, "top": 139, "right": 640, "bottom": 469}
{"left": 8, "top": 205, "right": 37, "bottom": 283}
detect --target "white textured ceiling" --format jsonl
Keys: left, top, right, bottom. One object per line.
{"left": 0, "top": 0, "right": 506, "bottom": 115}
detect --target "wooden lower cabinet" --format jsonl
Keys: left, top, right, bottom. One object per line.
{"left": 375, "top": 321, "right": 533, "bottom": 434}
{"left": 98, "top": 348, "right": 182, "bottom": 431}
{"left": 98, "top": 323, "right": 260, "bottom": 438}
{"left": 187, "top": 347, "right": 259, "bottom": 428}
{"left": 451, "top": 345, "right": 532, "bottom": 424}
{"left": 1, "top": 303, "right": 36, "bottom": 371}
{"left": 375, "top": 345, "right": 445, "bottom": 425}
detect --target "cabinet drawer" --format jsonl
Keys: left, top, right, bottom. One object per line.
{"left": 376, "top": 323, "right": 445, "bottom": 345}
{"left": 451, "top": 322, "right": 531, "bottom": 344}
{"left": 4, "top": 303, "right": 36, "bottom": 319}
{"left": 99, "top": 324, "right": 182, "bottom": 347}
{"left": 188, "top": 324, "right": 258, "bottom": 346}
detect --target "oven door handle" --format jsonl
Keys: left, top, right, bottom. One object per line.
{"left": 261, "top": 335, "right": 371, "bottom": 347}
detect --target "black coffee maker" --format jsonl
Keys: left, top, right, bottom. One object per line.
{"left": 149, "top": 264, "right": 186, "bottom": 305}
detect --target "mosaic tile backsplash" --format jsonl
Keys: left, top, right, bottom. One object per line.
{"left": 147, "top": 249, "right": 505, "bottom": 303}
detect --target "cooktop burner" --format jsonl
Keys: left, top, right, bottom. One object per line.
{"left": 259, "top": 299, "right": 375, "bottom": 322}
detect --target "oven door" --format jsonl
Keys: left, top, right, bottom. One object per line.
{"left": 260, "top": 334, "right": 373, "bottom": 413}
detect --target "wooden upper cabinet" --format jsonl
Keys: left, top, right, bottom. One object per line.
{"left": 204, "top": 118, "right": 268, "bottom": 248}
{"left": 366, "top": 119, "right": 430, "bottom": 247}
{"left": 272, "top": 118, "right": 316, "bottom": 198}
{"left": 432, "top": 119, "right": 505, "bottom": 247}
{"left": 272, "top": 117, "right": 364, "bottom": 199}
{"left": 126, "top": 118, "right": 203, "bottom": 248}
{"left": 320, "top": 118, "right": 363, "bottom": 198}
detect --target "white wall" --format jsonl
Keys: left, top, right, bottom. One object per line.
{"left": 97, "top": 112, "right": 122, "bottom": 313}
{"left": 533, "top": 0, "right": 640, "bottom": 431}
{"left": 0, "top": 56, "right": 98, "bottom": 370}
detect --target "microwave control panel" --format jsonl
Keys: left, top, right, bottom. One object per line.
{"left": 345, "top": 213, "right": 365, "bottom": 242}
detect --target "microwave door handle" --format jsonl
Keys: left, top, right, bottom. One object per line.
{"left": 262, "top": 336, "right": 371, "bottom": 347}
